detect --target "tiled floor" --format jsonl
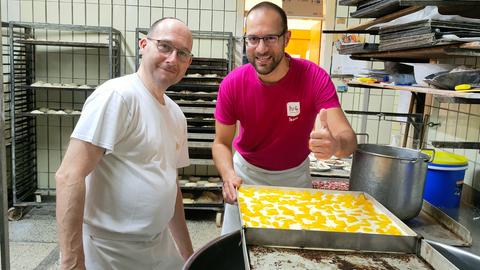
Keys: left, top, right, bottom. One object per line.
{"left": 3, "top": 205, "right": 222, "bottom": 269}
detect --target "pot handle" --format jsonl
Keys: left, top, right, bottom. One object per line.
{"left": 421, "top": 148, "right": 436, "bottom": 162}
{"left": 355, "top": 133, "right": 369, "bottom": 143}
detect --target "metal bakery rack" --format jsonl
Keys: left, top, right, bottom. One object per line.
{"left": 7, "top": 22, "right": 121, "bottom": 219}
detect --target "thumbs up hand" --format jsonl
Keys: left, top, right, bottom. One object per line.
{"left": 309, "top": 109, "right": 339, "bottom": 160}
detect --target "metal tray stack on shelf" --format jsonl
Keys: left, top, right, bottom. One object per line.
{"left": 179, "top": 176, "right": 223, "bottom": 210}
{"left": 172, "top": 57, "right": 228, "bottom": 162}
{"left": 136, "top": 29, "right": 234, "bottom": 219}
{"left": 378, "top": 19, "right": 480, "bottom": 51}
{"left": 341, "top": 0, "right": 406, "bottom": 18}
{"left": 340, "top": 0, "right": 480, "bottom": 19}
{"left": 7, "top": 22, "right": 121, "bottom": 218}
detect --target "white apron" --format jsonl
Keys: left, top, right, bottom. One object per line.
{"left": 221, "top": 152, "right": 311, "bottom": 235}
{"left": 83, "top": 224, "right": 184, "bottom": 270}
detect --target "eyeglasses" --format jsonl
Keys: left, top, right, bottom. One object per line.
{"left": 147, "top": 37, "right": 193, "bottom": 62}
{"left": 244, "top": 32, "right": 285, "bottom": 47}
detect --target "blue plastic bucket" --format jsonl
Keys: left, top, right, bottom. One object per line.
{"left": 423, "top": 163, "right": 468, "bottom": 208}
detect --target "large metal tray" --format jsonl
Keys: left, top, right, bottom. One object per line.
{"left": 246, "top": 240, "right": 459, "bottom": 270}
{"left": 237, "top": 185, "right": 461, "bottom": 270}
{"left": 238, "top": 185, "right": 419, "bottom": 253}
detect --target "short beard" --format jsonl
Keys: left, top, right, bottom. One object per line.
{"left": 248, "top": 52, "right": 284, "bottom": 75}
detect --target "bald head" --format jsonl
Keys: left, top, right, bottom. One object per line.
{"left": 148, "top": 18, "right": 193, "bottom": 49}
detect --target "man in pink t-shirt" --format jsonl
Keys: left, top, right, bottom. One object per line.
{"left": 213, "top": 2, "right": 357, "bottom": 235}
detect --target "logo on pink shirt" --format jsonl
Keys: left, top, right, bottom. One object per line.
{"left": 287, "top": 102, "right": 300, "bottom": 121}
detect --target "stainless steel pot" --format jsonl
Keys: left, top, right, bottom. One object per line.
{"left": 350, "top": 144, "right": 430, "bottom": 220}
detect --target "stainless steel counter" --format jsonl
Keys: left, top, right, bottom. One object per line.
{"left": 438, "top": 185, "right": 480, "bottom": 256}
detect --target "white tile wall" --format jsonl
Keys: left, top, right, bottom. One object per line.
{"left": 38, "top": 173, "right": 49, "bottom": 189}
{"left": 4, "top": 0, "right": 245, "bottom": 190}
{"left": 189, "top": 0, "right": 200, "bottom": 9}
{"left": 99, "top": 5, "right": 112, "bottom": 27}
{"left": 73, "top": 3, "right": 86, "bottom": 25}
{"left": 200, "top": 10, "right": 212, "bottom": 30}
{"left": 188, "top": 9, "right": 200, "bottom": 31}
{"left": 20, "top": 1, "right": 33, "bottom": 22}
{"left": 46, "top": 1, "right": 59, "bottom": 23}
{"left": 201, "top": 0, "right": 213, "bottom": 10}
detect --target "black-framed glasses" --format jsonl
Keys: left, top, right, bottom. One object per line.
{"left": 244, "top": 32, "right": 285, "bottom": 47}
{"left": 147, "top": 37, "right": 193, "bottom": 62}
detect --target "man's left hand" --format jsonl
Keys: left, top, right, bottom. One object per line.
{"left": 309, "top": 109, "right": 339, "bottom": 160}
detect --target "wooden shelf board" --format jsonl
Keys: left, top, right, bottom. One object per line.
{"left": 348, "top": 81, "right": 480, "bottom": 100}
{"left": 348, "top": 6, "right": 423, "bottom": 31}
{"left": 322, "top": 29, "right": 377, "bottom": 34}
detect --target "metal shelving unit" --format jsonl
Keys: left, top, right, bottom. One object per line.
{"left": 332, "top": 2, "right": 480, "bottom": 151}
{"left": 1, "top": 21, "right": 12, "bottom": 270}
{"left": 8, "top": 22, "right": 121, "bottom": 217}
{"left": 135, "top": 28, "right": 235, "bottom": 220}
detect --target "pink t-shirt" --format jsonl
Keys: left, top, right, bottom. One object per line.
{"left": 215, "top": 56, "right": 340, "bottom": 171}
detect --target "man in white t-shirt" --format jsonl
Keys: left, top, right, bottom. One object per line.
{"left": 56, "top": 18, "right": 195, "bottom": 270}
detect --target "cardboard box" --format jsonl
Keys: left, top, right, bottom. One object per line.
{"left": 282, "top": 0, "right": 324, "bottom": 18}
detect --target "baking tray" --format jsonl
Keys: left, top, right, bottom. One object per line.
{"left": 238, "top": 185, "right": 420, "bottom": 253}
{"left": 237, "top": 185, "right": 462, "bottom": 270}
{"left": 246, "top": 240, "right": 458, "bottom": 270}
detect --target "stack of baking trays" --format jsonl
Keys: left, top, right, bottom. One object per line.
{"left": 337, "top": 42, "right": 379, "bottom": 54}
{"left": 379, "top": 19, "right": 480, "bottom": 51}
{"left": 237, "top": 185, "right": 457, "bottom": 269}
{"left": 339, "top": 0, "right": 406, "bottom": 18}
{"left": 167, "top": 57, "right": 227, "bottom": 221}
{"left": 179, "top": 177, "right": 223, "bottom": 203}
{"left": 166, "top": 57, "right": 227, "bottom": 161}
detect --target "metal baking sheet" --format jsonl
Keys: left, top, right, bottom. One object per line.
{"left": 242, "top": 236, "right": 459, "bottom": 270}
{"left": 338, "top": 43, "right": 379, "bottom": 54}
{"left": 350, "top": 0, "right": 403, "bottom": 18}
{"left": 379, "top": 33, "right": 437, "bottom": 51}
{"left": 239, "top": 185, "right": 420, "bottom": 254}
{"left": 380, "top": 28, "right": 434, "bottom": 41}
{"left": 181, "top": 107, "right": 215, "bottom": 114}
{"left": 248, "top": 246, "right": 435, "bottom": 270}
{"left": 380, "top": 19, "right": 480, "bottom": 34}
{"left": 168, "top": 83, "right": 219, "bottom": 92}
{"left": 339, "top": 0, "right": 363, "bottom": 5}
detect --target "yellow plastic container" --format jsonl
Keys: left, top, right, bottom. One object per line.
{"left": 422, "top": 150, "right": 468, "bottom": 166}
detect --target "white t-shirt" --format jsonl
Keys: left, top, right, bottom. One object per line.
{"left": 72, "top": 73, "right": 189, "bottom": 239}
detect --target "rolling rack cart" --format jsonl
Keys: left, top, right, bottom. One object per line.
{"left": 136, "top": 29, "right": 234, "bottom": 226}
{"left": 2, "top": 22, "right": 15, "bottom": 205}
{"left": 8, "top": 22, "right": 121, "bottom": 220}
{"left": 1, "top": 21, "right": 12, "bottom": 269}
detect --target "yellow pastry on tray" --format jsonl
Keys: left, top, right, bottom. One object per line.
{"left": 238, "top": 186, "right": 404, "bottom": 236}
